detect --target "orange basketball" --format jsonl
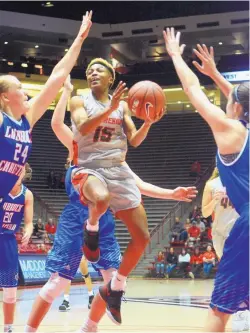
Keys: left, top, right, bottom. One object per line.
{"left": 128, "top": 81, "right": 166, "bottom": 122}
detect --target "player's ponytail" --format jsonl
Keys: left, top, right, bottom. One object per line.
{"left": 0, "top": 75, "right": 13, "bottom": 110}
{"left": 232, "top": 81, "right": 249, "bottom": 123}
{"left": 208, "top": 167, "right": 219, "bottom": 181}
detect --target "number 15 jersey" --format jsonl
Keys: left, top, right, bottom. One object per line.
{"left": 71, "top": 91, "right": 127, "bottom": 166}
{"left": 0, "top": 112, "right": 32, "bottom": 198}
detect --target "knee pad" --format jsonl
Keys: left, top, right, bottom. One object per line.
{"left": 3, "top": 287, "right": 17, "bottom": 304}
{"left": 39, "top": 273, "right": 69, "bottom": 303}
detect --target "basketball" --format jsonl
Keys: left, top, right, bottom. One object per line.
{"left": 128, "top": 81, "right": 166, "bottom": 122}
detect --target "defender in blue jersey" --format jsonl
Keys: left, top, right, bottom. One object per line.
{"left": 164, "top": 32, "right": 249, "bottom": 331}
{"left": 46, "top": 165, "right": 121, "bottom": 280}
{"left": 0, "top": 11, "right": 92, "bottom": 200}
{"left": 0, "top": 168, "right": 34, "bottom": 333}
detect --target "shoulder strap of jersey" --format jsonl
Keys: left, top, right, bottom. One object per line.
{"left": 22, "top": 185, "right": 27, "bottom": 197}
{"left": 21, "top": 115, "right": 31, "bottom": 129}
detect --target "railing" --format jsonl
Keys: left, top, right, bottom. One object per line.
{"left": 144, "top": 161, "right": 215, "bottom": 258}
{"left": 33, "top": 192, "right": 59, "bottom": 223}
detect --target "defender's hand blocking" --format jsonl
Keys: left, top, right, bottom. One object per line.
{"left": 163, "top": 27, "right": 186, "bottom": 58}
{"left": 78, "top": 11, "right": 93, "bottom": 40}
{"left": 172, "top": 186, "right": 198, "bottom": 202}
{"left": 110, "top": 81, "right": 128, "bottom": 111}
{"left": 193, "top": 44, "right": 217, "bottom": 77}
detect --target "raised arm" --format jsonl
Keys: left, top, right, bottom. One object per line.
{"left": 124, "top": 162, "right": 197, "bottom": 202}
{"left": 51, "top": 76, "right": 74, "bottom": 157}
{"left": 26, "top": 11, "right": 92, "bottom": 128}
{"left": 163, "top": 28, "right": 245, "bottom": 154}
{"left": 70, "top": 81, "right": 127, "bottom": 136}
{"left": 192, "top": 44, "right": 233, "bottom": 99}
{"left": 21, "top": 189, "right": 34, "bottom": 246}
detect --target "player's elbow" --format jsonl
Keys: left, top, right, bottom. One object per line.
{"left": 130, "top": 141, "right": 139, "bottom": 148}
{"left": 129, "top": 137, "right": 140, "bottom": 148}
{"left": 183, "top": 81, "right": 201, "bottom": 96}
{"left": 51, "top": 66, "right": 68, "bottom": 84}
{"left": 51, "top": 122, "right": 62, "bottom": 133}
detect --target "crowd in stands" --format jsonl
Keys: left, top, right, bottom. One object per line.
{"left": 154, "top": 245, "right": 216, "bottom": 279}
{"left": 151, "top": 204, "right": 216, "bottom": 279}
{"left": 47, "top": 170, "right": 66, "bottom": 189}
{"left": 16, "top": 217, "right": 57, "bottom": 254}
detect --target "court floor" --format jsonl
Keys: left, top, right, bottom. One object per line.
{"left": 0, "top": 279, "right": 236, "bottom": 332}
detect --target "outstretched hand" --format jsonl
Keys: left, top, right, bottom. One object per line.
{"left": 193, "top": 44, "right": 217, "bottom": 76}
{"left": 172, "top": 186, "right": 198, "bottom": 202}
{"left": 163, "top": 27, "right": 186, "bottom": 58}
{"left": 110, "top": 81, "right": 128, "bottom": 111}
{"left": 78, "top": 10, "right": 93, "bottom": 40}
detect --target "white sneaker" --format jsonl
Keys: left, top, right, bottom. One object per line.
{"left": 232, "top": 311, "right": 250, "bottom": 332}
{"left": 76, "top": 326, "right": 98, "bottom": 332}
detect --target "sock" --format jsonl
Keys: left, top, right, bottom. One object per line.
{"left": 88, "top": 290, "right": 94, "bottom": 297}
{"left": 24, "top": 325, "right": 37, "bottom": 332}
{"left": 4, "top": 324, "right": 13, "bottom": 332}
{"left": 86, "top": 220, "right": 99, "bottom": 232}
{"left": 81, "top": 318, "right": 98, "bottom": 332}
{"left": 111, "top": 271, "right": 127, "bottom": 291}
{"left": 64, "top": 294, "right": 69, "bottom": 302}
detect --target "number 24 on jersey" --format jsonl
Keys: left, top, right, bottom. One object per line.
{"left": 14, "top": 143, "right": 29, "bottom": 164}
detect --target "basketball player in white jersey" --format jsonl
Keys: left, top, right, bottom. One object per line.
{"left": 69, "top": 58, "right": 165, "bottom": 324}
{"left": 202, "top": 167, "right": 249, "bottom": 332}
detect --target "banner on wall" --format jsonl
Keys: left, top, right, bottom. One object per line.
{"left": 221, "top": 71, "right": 249, "bottom": 82}
{"left": 19, "top": 254, "right": 100, "bottom": 284}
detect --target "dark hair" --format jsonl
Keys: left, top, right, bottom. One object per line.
{"left": 194, "top": 247, "right": 200, "bottom": 254}
{"left": 232, "top": 82, "right": 249, "bottom": 123}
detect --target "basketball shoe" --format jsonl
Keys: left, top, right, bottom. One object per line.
{"left": 59, "top": 299, "right": 71, "bottom": 311}
{"left": 99, "top": 280, "right": 124, "bottom": 325}
{"left": 88, "top": 294, "right": 94, "bottom": 309}
{"left": 232, "top": 310, "right": 250, "bottom": 332}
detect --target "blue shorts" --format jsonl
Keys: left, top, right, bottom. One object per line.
{"left": 92, "top": 241, "right": 121, "bottom": 272}
{"left": 46, "top": 202, "right": 85, "bottom": 280}
{"left": 210, "top": 206, "right": 249, "bottom": 314}
{"left": 46, "top": 201, "right": 121, "bottom": 280}
{"left": 0, "top": 234, "right": 19, "bottom": 287}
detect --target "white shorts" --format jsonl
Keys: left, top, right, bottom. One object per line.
{"left": 72, "top": 163, "right": 141, "bottom": 213}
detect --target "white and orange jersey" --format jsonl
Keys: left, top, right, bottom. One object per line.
{"left": 209, "top": 176, "right": 239, "bottom": 258}
{"left": 71, "top": 91, "right": 127, "bottom": 167}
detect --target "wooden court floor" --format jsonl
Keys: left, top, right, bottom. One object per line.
{"left": 0, "top": 279, "right": 236, "bottom": 332}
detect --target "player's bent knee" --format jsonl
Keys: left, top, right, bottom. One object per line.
{"left": 39, "top": 273, "right": 69, "bottom": 303}
{"left": 3, "top": 287, "right": 17, "bottom": 304}
{"left": 95, "top": 192, "right": 110, "bottom": 213}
